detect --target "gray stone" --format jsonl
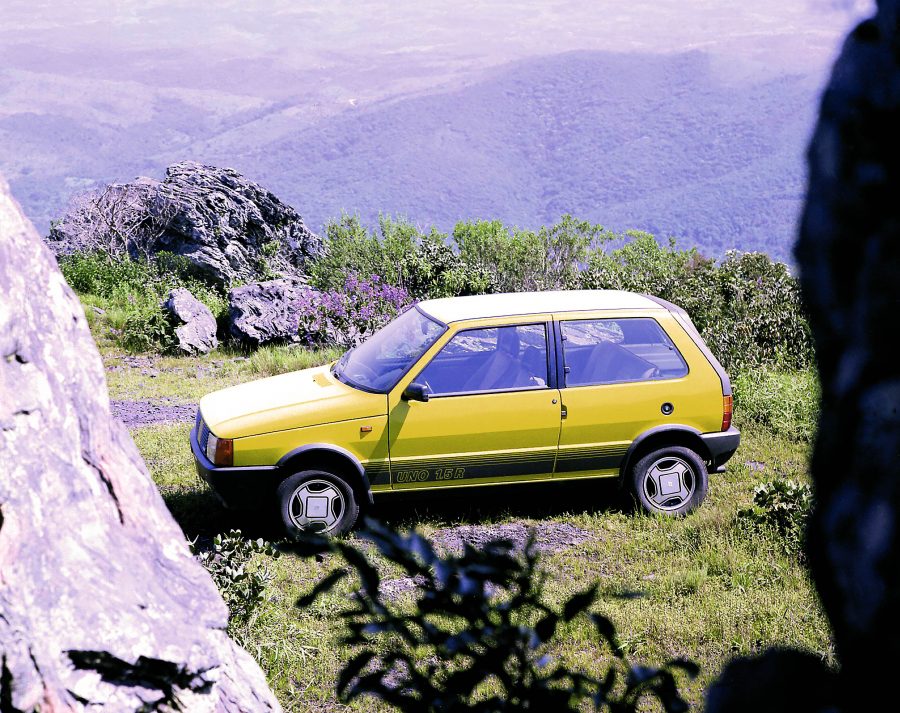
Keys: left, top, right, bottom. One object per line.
{"left": 164, "top": 287, "right": 218, "bottom": 355}
{"left": 48, "top": 161, "right": 322, "bottom": 288}
{"left": 228, "top": 277, "right": 313, "bottom": 347}
{"left": 0, "top": 174, "right": 280, "bottom": 711}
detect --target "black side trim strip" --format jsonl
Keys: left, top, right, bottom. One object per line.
{"left": 364, "top": 461, "right": 391, "bottom": 487}
{"left": 554, "top": 452, "right": 625, "bottom": 474}
{"left": 391, "top": 452, "right": 557, "bottom": 484}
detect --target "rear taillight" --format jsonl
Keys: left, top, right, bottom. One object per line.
{"left": 722, "top": 395, "right": 733, "bottom": 431}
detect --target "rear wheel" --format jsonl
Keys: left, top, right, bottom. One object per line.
{"left": 630, "top": 446, "right": 707, "bottom": 516}
{"left": 277, "top": 470, "right": 359, "bottom": 536}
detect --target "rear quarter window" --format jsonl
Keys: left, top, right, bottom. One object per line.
{"left": 561, "top": 317, "right": 689, "bottom": 386}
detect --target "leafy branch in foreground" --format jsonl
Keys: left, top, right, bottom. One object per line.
{"left": 294, "top": 519, "right": 697, "bottom": 712}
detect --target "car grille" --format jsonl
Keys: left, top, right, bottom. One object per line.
{"left": 198, "top": 414, "right": 210, "bottom": 454}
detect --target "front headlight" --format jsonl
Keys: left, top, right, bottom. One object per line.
{"left": 206, "top": 432, "right": 234, "bottom": 467}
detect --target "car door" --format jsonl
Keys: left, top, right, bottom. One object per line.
{"left": 554, "top": 315, "right": 692, "bottom": 478}
{"left": 388, "top": 320, "right": 562, "bottom": 489}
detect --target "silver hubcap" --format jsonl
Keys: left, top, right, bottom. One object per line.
{"left": 642, "top": 456, "right": 695, "bottom": 512}
{"left": 288, "top": 479, "right": 345, "bottom": 533}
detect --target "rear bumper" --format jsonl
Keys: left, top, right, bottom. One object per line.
{"left": 701, "top": 427, "right": 741, "bottom": 470}
{"left": 190, "top": 425, "right": 281, "bottom": 509}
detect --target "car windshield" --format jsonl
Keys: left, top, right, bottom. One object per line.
{"left": 332, "top": 306, "right": 445, "bottom": 392}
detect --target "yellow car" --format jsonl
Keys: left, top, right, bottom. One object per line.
{"left": 192, "top": 290, "right": 739, "bottom": 535}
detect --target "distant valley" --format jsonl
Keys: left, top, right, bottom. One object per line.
{"left": 0, "top": 0, "right": 872, "bottom": 262}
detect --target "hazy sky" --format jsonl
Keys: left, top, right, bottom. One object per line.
{"left": 1, "top": 1, "right": 874, "bottom": 94}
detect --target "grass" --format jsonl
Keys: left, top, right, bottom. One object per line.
{"left": 127, "top": 371, "right": 829, "bottom": 712}
{"left": 103, "top": 343, "right": 342, "bottom": 402}
{"left": 99, "top": 312, "right": 827, "bottom": 711}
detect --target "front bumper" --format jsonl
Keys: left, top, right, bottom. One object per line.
{"left": 701, "top": 426, "right": 741, "bottom": 471}
{"left": 190, "top": 424, "right": 281, "bottom": 509}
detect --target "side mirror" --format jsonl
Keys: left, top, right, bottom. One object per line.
{"left": 402, "top": 382, "right": 430, "bottom": 402}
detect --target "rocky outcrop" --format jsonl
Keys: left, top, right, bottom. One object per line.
{"left": 164, "top": 287, "right": 218, "bottom": 355}
{"left": 0, "top": 174, "right": 280, "bottom": 711}
{"left": 228, "top": 277, "right": 313, "bottom": 346}
{"left": 795, "top": 3, "right": 900, "bottom": 708}
{"left": 710, "top": 3, "right": 900, "bottom": 711}
{"left": 48, "top": 161, "right": 322, "bottom": 287}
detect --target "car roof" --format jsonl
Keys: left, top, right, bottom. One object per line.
{"left": 417, "top": 290, "right": 663, "bottom": 324}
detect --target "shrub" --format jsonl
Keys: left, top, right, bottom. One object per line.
{"left": 59, "top": 250, "right": 228, "bottom": 353}
{"left": 191, "top": 530, "right": 278, "bottom": 634}
{"left": 58, "top": 250, "right": 157, "bottom": 299}
{"left": 739, "top": 479, "right": 813, "bottom": 554}
{"left": 580, "top": 235, "right": 813, "bottom": 371}
{"left": 298, "top": 274, "right": 411, "bottom": 348}
{"left": 121, "top": 307, "right": 178, "bottom": 353}
{"left": 454, "top": 214, "right": 607, "bottom": 293}
{"left": 732, "top": 368, "right": 820, "bottom": 442}
{"left": 312, "top": 214, "right": 492, "bottom": 299}
{"left": 400, "top": 234, "right": 495, "bottom": 298}
{"left": 295, "top": 519, "right": 697, "bottom": 712}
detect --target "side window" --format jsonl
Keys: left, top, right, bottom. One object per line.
{"left": 561, "top": 318, "right": 688, "bottom": 386}
{"left": 416, "top": 324, "right": 548, "bottom": 395}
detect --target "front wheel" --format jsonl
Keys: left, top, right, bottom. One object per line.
{"left": 630, "top": 446, "right": 708, "bottom": 516}
{"left": 277, "top": 470, "right": 359, "bottom": 536}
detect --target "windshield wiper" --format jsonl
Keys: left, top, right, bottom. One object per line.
{"left": 332, "top": 348, "right": 353, "bottom": 383}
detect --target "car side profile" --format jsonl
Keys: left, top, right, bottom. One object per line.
{"left": 191, "top": 290, "right": 740, "bottom": 535}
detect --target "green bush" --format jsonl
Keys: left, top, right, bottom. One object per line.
{"left": 399, "top": 234, "right": 495, "bottom": 298}
{"left": 121, "top": 307, "right": 178, "bottom": 353}
{"left": 739, "top": 479, "right": 813, "bottom": 554}
{"left": 580, "top": 234, "right": 814, "bottom": 371}
{"left": 454, "top": 214, "right": 606, "bottom": 293}
{"left": 59, "top": 250, "right": 228, "bottom": 352}
{"left": 295, "top": 520, "right": 697, "bottom": 712}
{"left": 733, "top": 368, "right": 820, "bottom": 442}
{"left": 192, "top": 530, "right": 278, "bottom": 635}
{"left": 311, "top": 214, "right": 492, "bottom": 299}
{"left": 58, "top": 250, "right": 156, "bottom": 299}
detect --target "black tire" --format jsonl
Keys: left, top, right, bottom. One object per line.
{"left": 277, "top": 470, "right": 359, "bottom": 537}
{"left": 629, "top": 446, "right": 708, "bottom": 516}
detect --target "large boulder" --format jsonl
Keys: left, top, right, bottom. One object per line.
{"left": 228, "top": 277, "right": 314, "bottom": 347}
{"left": 710, "top": 2, "right": 900, "bottom": 711}
{"left": 47, "top": 162, "right": 322, "bottom": 287}
{"left": 164, "top": 287, "right": 218, "bottom": 355}
{"left": 0, "top": 174, "right": 280, "bottom": 711}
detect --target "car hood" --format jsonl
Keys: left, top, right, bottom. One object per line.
{"left": 199, "top": 364, "right": 387, "bottom": 439}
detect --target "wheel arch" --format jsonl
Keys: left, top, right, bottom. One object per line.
{"left": 620, "top": 425, "right": 711, "bottom": 480}
{"left": 276, "top": 443, "right": 373, "bottom": 505}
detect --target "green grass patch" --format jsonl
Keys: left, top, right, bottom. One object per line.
{"left": 103, "top": 344, "right": 339, "bottom": 402}
{"left": 130, "top": 415, "right": 829, "bottom": 711}
{"left": 733, "top": 367, "right": 820, "bottom": 442}
{"left": 112, "top": 337, "right": 826, "bottom": 711}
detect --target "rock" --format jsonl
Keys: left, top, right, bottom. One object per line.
{"left": 228, "top": 277, "right": 314, "bottom": 346}
{"left": 794, "top": 2, "right": 900, "bottom": 705}
{"left": 0, "top": 174, "right": 280, "bottom": 710}
{"left": 48, "top": 161, "right": 322, "bottom": 287}
{"left": 164, "top": 287, "right": 218, "bottom": 355}
{"left": 710, "top": 3, "right": 900, "bottom": 711}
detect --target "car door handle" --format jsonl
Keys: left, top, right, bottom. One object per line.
{"left": 561, "top": 406, "right": 568, "bottom": 419}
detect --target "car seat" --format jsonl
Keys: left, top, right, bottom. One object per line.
{"left": 460, "top": 328, "right": 531, "bottom": 391}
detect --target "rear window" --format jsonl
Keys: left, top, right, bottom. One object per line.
{"left": 561, "top": 318, "right": 688, "bottom": 386}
